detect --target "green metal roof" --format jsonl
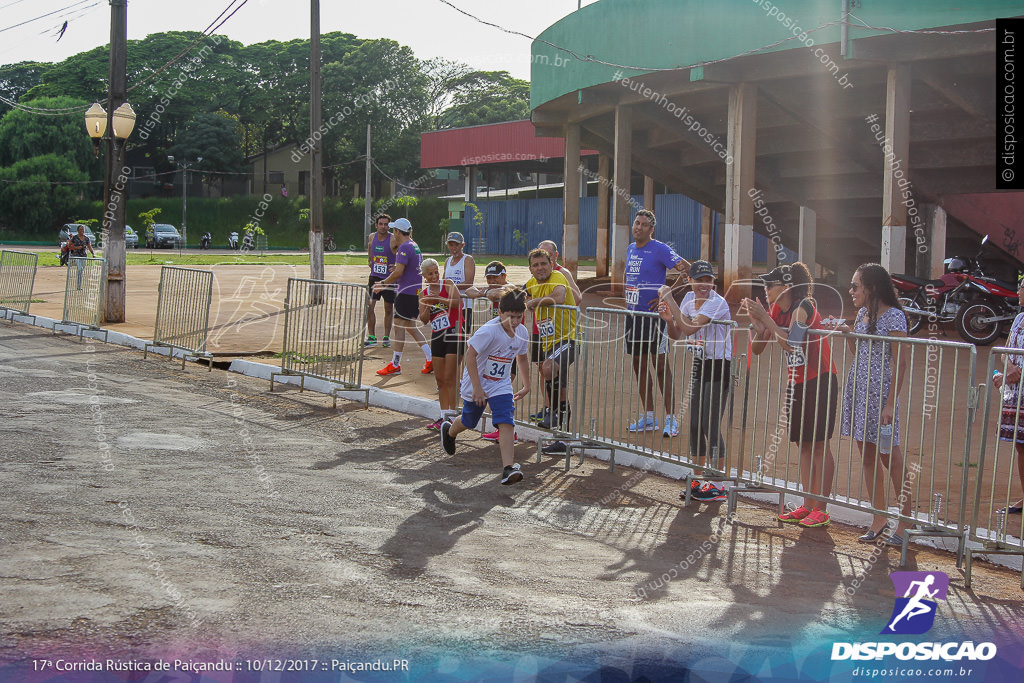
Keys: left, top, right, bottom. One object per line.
{"left": 531, "top": 0, "right": 1023, "bottom": 109}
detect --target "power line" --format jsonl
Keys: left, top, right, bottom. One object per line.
{"left": 0, "top": 0, "right": 94, "bottom": 35}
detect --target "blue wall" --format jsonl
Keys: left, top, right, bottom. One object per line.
{"left": 463, "top": 194, "right": 794, "bottom": 264}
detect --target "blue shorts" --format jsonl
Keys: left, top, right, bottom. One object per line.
{"left": 460, "top": 393, "right": 515, "bottom": 429}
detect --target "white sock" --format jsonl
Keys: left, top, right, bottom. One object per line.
{"left": 392, "top": 352, "right": 402, "bottom": 366}
{"left": 646, "top": 411, "right": 655, "bottom": 421}
{"left": 421, "top": 344, "right": 432, "bottom": 361}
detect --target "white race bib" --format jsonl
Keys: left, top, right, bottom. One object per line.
{"left": 372, "top": 255, "right": 389, "bottom": 276}
{"left": 430, "top": 313, "right": 451, "bottom": 332}
{"left": 483, "top": 355, "right": 512, "bottom": 381}
{"left": 625, "top": 286, "right": 639, "bottom": 307}
{"left": 786, "top": 347, "right": 807, "bottom": 368}
{"left": 687, "top": 341, "right": 704, "bottom": 360}
{"left": 538, "top": 318, "right": 556, "bottom": 338}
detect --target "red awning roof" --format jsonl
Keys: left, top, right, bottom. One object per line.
{"left": 420, "top": 119, "right": 596, "bottom": 169}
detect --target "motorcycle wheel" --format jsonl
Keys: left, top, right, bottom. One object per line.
{"left": 955, "top": 299, "right": 1002, "bottom": 346}
{"left": 898, "top": 296, "right": 924, "bottom": 335}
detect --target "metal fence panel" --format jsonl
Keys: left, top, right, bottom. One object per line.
{"left": 0, "top": 249, "right": 38, "bottom": 316}
{"left": 63, "top": 257, "right": 105, "bottom": 329}
{"left": 734, "top": 326, "right": 978, "bottom": 562}
{"left": 274, "top": 278, "right": 368, "bottom": 406}
{"left": 151, "top": 265, "right": 214, "bottom": 355}
{"left": 967, "top": 347, "right": 1024, "bottom": 587}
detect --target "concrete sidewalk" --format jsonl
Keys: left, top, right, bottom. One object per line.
{"left": 0, "top": 323, "right": 1020, "bottom": 678}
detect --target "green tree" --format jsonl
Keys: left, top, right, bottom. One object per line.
{"left": 437, "top": 70, "right": 530, "bottom": 129}
{"left": 0, "top": 96, "right": 98, "bottom": 171}
{"left": 0, "top": 61, "right": 49, "bottom": 117}
{"left": 0, "top": 154, "right": 89, "bottom": 232}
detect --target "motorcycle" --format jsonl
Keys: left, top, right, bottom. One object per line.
{"left": 892, "top": 265, "right": 972, "bottom": 335}
{"left": 953, "top": 237, "right": 1021, "bottom": 345}
{"left": 240, "top": 231, "right": 255, "bottom": 252}
{"left": 324, "top": 233, "right": 337, "bottom": 252}
{"left": 227, "top": 231, "right": 239, "bottom": 249}
{"left": 199, "top": 232, "right": 211, "bottom": 250}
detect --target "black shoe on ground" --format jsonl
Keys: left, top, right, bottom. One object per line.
{"left": 541, "top": 441, "right": 568, "bottom": 455}
{"left": 501, "top": 463, "right": 523, "bottom": 485}
{"left": 691, "top": 483, "right": 727, "bottom": 502}
{"left": 538, "top": 405, "right": 570, "bottom": 430}
{"left": 440, "top": 420, "right": 456, "bottom": 455}
{"left": 529, "top": 408, "right": 548, "bottom": 423}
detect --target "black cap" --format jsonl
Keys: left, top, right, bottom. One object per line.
{"left": 689, "top": 260, "right": 715, "bottom": 279}
{"left": 485, "top": 262, "right": 506, "bottom": 277}
{"left": 760, "top": 266, "right": 789, "bottom": 285}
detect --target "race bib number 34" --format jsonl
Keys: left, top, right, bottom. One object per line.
{"left": 483, "top": 355, "right": 512, "bottom": 380}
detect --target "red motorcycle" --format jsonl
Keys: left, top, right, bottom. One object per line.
{"left": 892, "top": 258, "right": 975, "bottom": 336}
{"left": 955, "top": 269, "right": 1020, "bottom": 346}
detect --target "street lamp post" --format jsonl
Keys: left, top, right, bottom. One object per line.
{"left": 168, "top": 155, "right": 201, "bottom": 251}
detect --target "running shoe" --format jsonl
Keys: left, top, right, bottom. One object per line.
{"left": 529, "top": 408, "right": 548, "bottom": 423}
{"left": 692, "top": 483, "right": 727, "bottom": 502}
{"left": 778, "top": 505, "right": 810, "bottom": 523}
{"left": 798, "top": 509, "right": 830, "bottom": 528}
{"left": 882, "top": 532, "right": 904, "bottom": 547}
{"left": 627, "top": 414, "right": 658, "bottom": 432}
{"left": 500, "top": 463, "right": 523, "bottom": 485}
{"left": 662, "top": 414, "right": 679, "bottom": 437}
{"left": 858, "top": 528, "right": 887, "bottom": 543}
{"left": 482, "top": 429, "right": 518, "bottom": 442}
{"left": 363, "top": 335, "right": 377, "bottom": 347}
{"left": 376, "top": 362, "right": 401, "bottom": 376}
{"left": 538, "top": 406, "right": 569, "bottom": 430}
{"left": 421, "top": 360, "right": 433, "bottom": 374}
{"left": 426, "top": 419, "right": 443, "bottom": 431}
{"left": 541, "top": 441, "right": 568, "bottom": 455}
{"left": 440, "top": 421, "right": 456, "bottom": 455}
{"left": 679, "top": 479, "right": 702, "bottom": 500}
{"left": 382, "top": 336, "right": 391, "bottom": 348}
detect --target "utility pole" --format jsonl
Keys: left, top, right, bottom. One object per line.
{"left": 102, "top": 0, "right": 128, "bottom": 323}
{"left": 308, "top": 0, "right": 324, "bottom": 281}
{"left": 364, "top": 124, "right": 372, "bottom": 244}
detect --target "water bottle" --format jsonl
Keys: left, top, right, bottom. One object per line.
{"left": 878, "top": 424, "right": 893, "bottom": 455}
{"left": 995, "top": 369, "right": 1016, "bottom": 402}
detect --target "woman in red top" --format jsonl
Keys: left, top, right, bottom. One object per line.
{"left": 742, "top": 262, "right": 839, "bottom": 529}
{"left": 419, "top": 259, "right": 463, "bottom": 430}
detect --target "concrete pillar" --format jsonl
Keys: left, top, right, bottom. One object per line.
{"left": 464, "top": 165, "right": 475, "bottom": 202}
{"left": 612, "top": 105, "right": 632, "bottom": 292}
{"left": 644, "top": 175, "right": 655, "bottom": 211}
{"left": 700, "top": 204, "right": 713, "bottom": 262}
{"left": 597, "top": 154, "right": 611, "bottom": 278}
{"left": 881, "top": 64, "right": 910, "bottom": 274}
{"left": 562, "top": 123, "right": 581, "bottom": 277}
{"left": 724, "top": 83, "right": 757, "bottom": 300}
{"left": 798, "top": 206, "right": 816, "bottom": 269}
{"left": 918, "top": 203, "right": 947, "bottom": 279}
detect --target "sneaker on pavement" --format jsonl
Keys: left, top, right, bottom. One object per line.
{"left": 538, "top": 412, "right": 560, "bottom": 430}
{"left": 363, "top": 336, "right": 377, "bottom": 347}
{"left": 382, "top": 336, "right": 391, "bottom": 348}
{"left": 482, "top": 429, "right": 517, "bottom": 442}
{"left": 627, "top": 414, "right": 658, "bottom": 432}
{"left": 541, "top": 441, "right": 568, "bottom": 455}
{"left": 778, "top": 505, "right": 810, "bottom": 523}
{"left": 663, "top": 414, "right": 679, "bottom": 437}
{"left": 421, "top": 360, "right": 433, "bottom": 374}
{"left": 426, "top": 419, "right": 443, "bottom": 431}
{"left": 679, "top": 479, "right": 702, "bottom": 500}
{"left": 376, "top": 362, "right": 401, "bottom": 376}
{"left": 500, "top": 463, "right": 523, "bottom": 485}
{"left": 692, "top": 483, "right": 727, "bottom": 502}
{"left": 798, "top": 509, "right": 831, "bottom": 528}
{"left": 440, "top": 421, "right": 456, "bottom": 455}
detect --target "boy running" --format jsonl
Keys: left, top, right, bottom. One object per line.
{"left": 441, "top": 287, "right": 532, "bottom": 485}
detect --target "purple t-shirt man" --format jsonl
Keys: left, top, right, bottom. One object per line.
{"left": 369, "top": 232, "right": 396, "bottom": 278}
{"left": 625, "top": 239, "right": 684, "bottom": 312}
{"left": 395, "top": 240, "right": 422, "bottom": 295}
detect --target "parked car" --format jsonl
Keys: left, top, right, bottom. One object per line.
{"left": 124, "top": 225, "right": 139, "bottom": 248}
{"left": 58, "top": 223, "right": 96, "bottom": 248}
{"left": 147, "top": 223, "right": 182, "bottom": 248}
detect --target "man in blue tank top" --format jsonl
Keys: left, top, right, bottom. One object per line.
{"left": 366, "top": 213, "right": 397, "bottom": 347}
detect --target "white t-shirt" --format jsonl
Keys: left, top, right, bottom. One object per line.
{"left": 460, "top": 317, "right": 530, "bottom": 400}
{"left": 445, "top": 254, "right": 474, "bottom": 311}
{"left": 680, "top": 290, "right": 733, "bottom": 360}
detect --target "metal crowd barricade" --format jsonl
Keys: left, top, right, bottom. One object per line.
{"left": 513, "top": 304, "right": 588, "bottom": 468}
{"left": 966, "top": 348, "right": 1024, "bottom": 588}
{"left": 271, "top": 278, "right": 369, "bottom": 408}
{"left": 144, "top": 265, "right": 214, "bottom": 370}
{"left": 730, "top": 325, "right": 978, "bottom": 566}
{"left": 56, "top": 257, "right": 107, "bottom": 339}
{"left": 571, "top": 308, "right": 740, "bottom": 480}
{"left": 0, "top": 249, "right": 38, "bottom": 323}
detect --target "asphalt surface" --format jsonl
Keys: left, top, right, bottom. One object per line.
{"left": 1, "top": 323, "right": 1022, "bottom": 680}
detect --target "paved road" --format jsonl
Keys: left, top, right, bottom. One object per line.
{"left": 0, "top": 324, "right": 1020, "bottom": 681}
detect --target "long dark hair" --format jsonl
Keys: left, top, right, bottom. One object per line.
{"left": 855, "top": 263, "right": 904, "bottom": 333}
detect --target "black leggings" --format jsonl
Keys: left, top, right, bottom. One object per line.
{"left": 688, "top": 359, "right": 731, "bottom": 461}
